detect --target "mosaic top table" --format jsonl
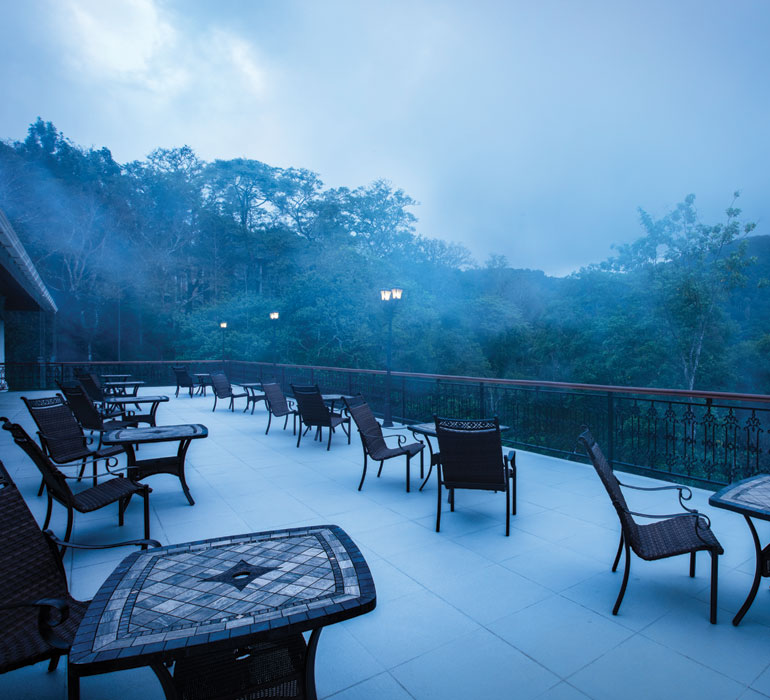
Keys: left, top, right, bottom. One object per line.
{"left": 103, "top": 424, "right": 207, "bottom": 506}
{"left": 709, "top": 473, "right": 770, "bottom": 625}
{"left": 104, "top": 380, "right": 145, "bottom": 397}
{"left": 104, "top": 395, "right": 169, "bottom": 427}
{"left": 68, "top": 525, "right": 376, "bottom": 700}
{"left": 239, "top": 382, "right": 266, "bottom": 414}
{"left": 193, "top": 373, "right": 211, "bottom": 396}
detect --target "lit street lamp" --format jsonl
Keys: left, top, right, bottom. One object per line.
{"left": 269, "top": 312, "right": 279, "bottom": 368}
{"left": 380, "top": 287, "right": 403, "bottom": 427}
{"left": 220, "top": 321, "right": 227, "bottom": 363}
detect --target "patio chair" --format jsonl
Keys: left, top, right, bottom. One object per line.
{"left": 172, "top": 366, "right": 197, "bottom": 398}
{"left": 58, "top": 383, "right": 139, "bottom": 447}
{"left": 577, "top": 427, "right": 723, "bottom": 623}
{"left": 343, "top": 395, "right": 424, "bottom": 492}
{"left": 291, "top": 384, "right": 351, "bottom": 451}
{"left": 262, "top": 382, "right": 298, "bottom": 435}
{"left": 1, "top": 418, "right": 152, "bottom": 552}
{"left": 210, "top": 372, "right": 248, "bottom": 412}
{"left": 21, "top": 394, "right": 124, "bottom": 490}
{"left": 433, "top": 416, "right": 516, "bottom": 536}
{"left": 0, "top": 460, "right": 158, "bottom": 689}
{"left": 72, "top": 373, "right": 123, "bottom": 418}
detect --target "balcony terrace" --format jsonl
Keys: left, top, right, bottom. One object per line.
{"left": 2, "top": 386, "right": 770, "bottom": 700}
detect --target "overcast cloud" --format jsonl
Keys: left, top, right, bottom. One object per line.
{"left": 1, "top": 0, "right": 768, "bottom": 275}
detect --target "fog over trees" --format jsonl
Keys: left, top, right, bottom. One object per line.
{"left": 2, "top": 119, "right": 767, "bottom": 393}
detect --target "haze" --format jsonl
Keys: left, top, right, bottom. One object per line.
{"left": 1, "top": 0, "right": 768, "bottom": 275}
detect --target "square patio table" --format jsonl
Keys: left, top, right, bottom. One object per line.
{"left": 104, "top": 380, "right": 145, "bottom": 397}
{"left": 68, "top": 524, "right": 376, "bottom": 700}
{"left": 104, "top": 394, "right": 169, "bottom": 427}
{"left": 239, "top": 382, "right": 266, "bottom": 414}
{"left": 103, "top": 424, "right": 207, "bottom": 506}
{"left": 709, "top": 473, "right": 770, "bottom": 625}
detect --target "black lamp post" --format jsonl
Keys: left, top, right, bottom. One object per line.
{"left": 380, "top": 287, "right": 403, "bottom": 427}
{"left": 220, "top": 321, "right": 227, "bottom": 363}
{"left": 269, "top": 312, "right": 279, "bottom": 369}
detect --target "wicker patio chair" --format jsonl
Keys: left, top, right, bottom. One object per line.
{"left": 210, "top": 372, "right": 248, "bottom": 412}
{"left": 0, "top": 460, "right": 158, "bottom": 689}
{"left": 291, "top": 384, "right": 351, "bottom": 451}
{"left": 578, "top": 427, "right": 723, "bottom": 623}
{"left": 262, "top": 382, "right": 298, "bottom": 435}
{"left": 58, "top": 383, "right": 139, "bottom": 447}
{"left": 21, "top": 394, "right": 124, "bottom": 490}
{"left": 72, "top": 373, "right": 123, "bottom": 418}
{"left": 433, "top": 416, "right": 516, "bottom": 535}
{"left": 1, "top": 418, "right": 152, "bottom": 552}
{"left": 172, "top": 366, "right": 196, "bottom": 398}
{"left": 343, "top": 395, "right": 424, "bottom": 492}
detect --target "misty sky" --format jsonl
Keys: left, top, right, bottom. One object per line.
{"left": 1, "top": 0, "right": 768, "bottom": 275}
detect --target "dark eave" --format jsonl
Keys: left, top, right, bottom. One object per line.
{"left": 0, "top": 207, "right": 57, "bottom": 313}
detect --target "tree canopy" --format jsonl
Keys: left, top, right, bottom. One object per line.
{"left": 1, "top": 119, "right": 767, "bottom": 394}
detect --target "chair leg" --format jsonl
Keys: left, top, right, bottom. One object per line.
{"left": 327, "top": 426, "right": 332, "bottom": 450}
{"left": 449, "top": 488, "right": 455, "bottom": 511}
{"left": 436, "top": 471, "right": 442, "bottom": 532}
{"left": 612, "top": 533, "right": 624, "bottom": 572}
{"left": 266, "top": 412, "right": 273, "bottom": 435}
{"left": 377, "top": 461, "right": 384, "bottom": 478}
{"left": 710, "top": 550, "right": 719, "bottom": 624}
{"left": 297, "top": 420, "right": 303, "bottom": 447}
{"left": 47, "top": 654, "right": 61, "bottom": 672}
{"left": 358, "top": 454, "right": 368, "bottom": 491}
{"left": 689, "top": 551, "right": 696, "bottom": 578}
{"left": 406, "top": 454, "right": 411, "bottom": 493}
{"left": 212, "top": 396, "right": 217, "bottom": 412}
{"left": 61, "top": 507, "right": 74, "bottom": 555}
{"left": 175, "top": 385, "right": 180, "bottom": 397}
{"left": 505, "top": 479, "right": 510, "bottom": 536}
{"left": 43, "top": 493, "right": 53, "bottom": 529}
{"left": 142, "top": 486, "right": 151, "bottom": 545}
{"left": 38, "top": 476, "right": 45, "bottom": 497}
{"left": 510, "top": 460, "right": 517, "bottom": 515}
{"left": 612, "top": 541, "right": 631, "bottom": 615}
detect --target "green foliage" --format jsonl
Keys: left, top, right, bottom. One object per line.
{"left": 1, "top": 120, "right": 768, "bottom": 395}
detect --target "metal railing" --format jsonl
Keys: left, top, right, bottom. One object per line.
{"left": 3, "top": 359, "right": 768, "bottom": 488}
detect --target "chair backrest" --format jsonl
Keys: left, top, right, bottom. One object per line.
{"left": 76, "top": 372, "right": 105, "bottom": 403}
{"left": 291, "top": 385, "right": 331, "bottom": 427}
{"left": 58, "top": 383, "right": 104, "bottom": 431}
{"left": 210, "top": 372, "right": 233, "bottom": 399}
{"left": 0, "top": 460, "right": 70, "bottom": 674}
{"left": 343, "top": 395, "right": 386, "bottom": 454}
{"left": 173, "top": 366, "right": 194, "bottom": 387}
{"left": 577, "top": 428, "right": 637, "bottom": 538}
{"left": 262, "top": 382, "right": 292, "bottom": 415}
{"left": 434, "top": 416, "right": 506, "bottom": 489}
{"left": 20, "top": 395, "right": 89, "bottom": 464}
{"left": 1, "top": 419, "right": 74, "bottom": 507}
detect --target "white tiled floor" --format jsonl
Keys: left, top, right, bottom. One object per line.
{"left": 2, "top": 388, "right": 770, "bottom": 699}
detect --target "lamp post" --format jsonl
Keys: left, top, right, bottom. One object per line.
{"left": 219, "top": 321, "right": 227, "bottom": 363}
{"left": 269, "top": 312, "right": 279, "bottom": 370}
{"left": 380, "top": 287, "right": 403, "bottom": 427}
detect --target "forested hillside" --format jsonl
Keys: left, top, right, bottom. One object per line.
{"left": 1, "top": 119, "right": 767, "bottom": 393}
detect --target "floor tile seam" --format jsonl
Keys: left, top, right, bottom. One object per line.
{"left": 556, "top": 573, "right": 669, "bottom": 633}
{"left": 632, "top": 627, "right": 756, "bottom": 691}
{"left": 479, "top": 620, "right": 569, "bottom": 682}
{"left": 320, "top": 671, "right": 417, "bottom": 700}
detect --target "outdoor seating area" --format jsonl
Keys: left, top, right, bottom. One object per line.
{"left": 3, "top": 386, "right": 770, "bottom": 700}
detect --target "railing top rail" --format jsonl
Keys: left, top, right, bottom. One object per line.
{"left": 6, "top": 360, "right": 770, "bottom": 404}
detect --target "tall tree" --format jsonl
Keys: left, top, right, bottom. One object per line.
{"left": 610, "top": 193, "right": 756, "bottom": 389}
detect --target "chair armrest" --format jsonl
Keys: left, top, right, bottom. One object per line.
{"left": 0, "top": 598, "right": 72, "bottom": 648}
{"left": 618, "top": 480, "right": 694, "bottom": 510}
{"left": 359, "top": 430, "right": 411, "bottom": 448}
{"left": 44, "top": 530, "right": 162, "bottom": 550}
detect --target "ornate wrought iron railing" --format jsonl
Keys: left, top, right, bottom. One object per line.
{"left": 5, "top": 359, "right": 769, "bottom": 487}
